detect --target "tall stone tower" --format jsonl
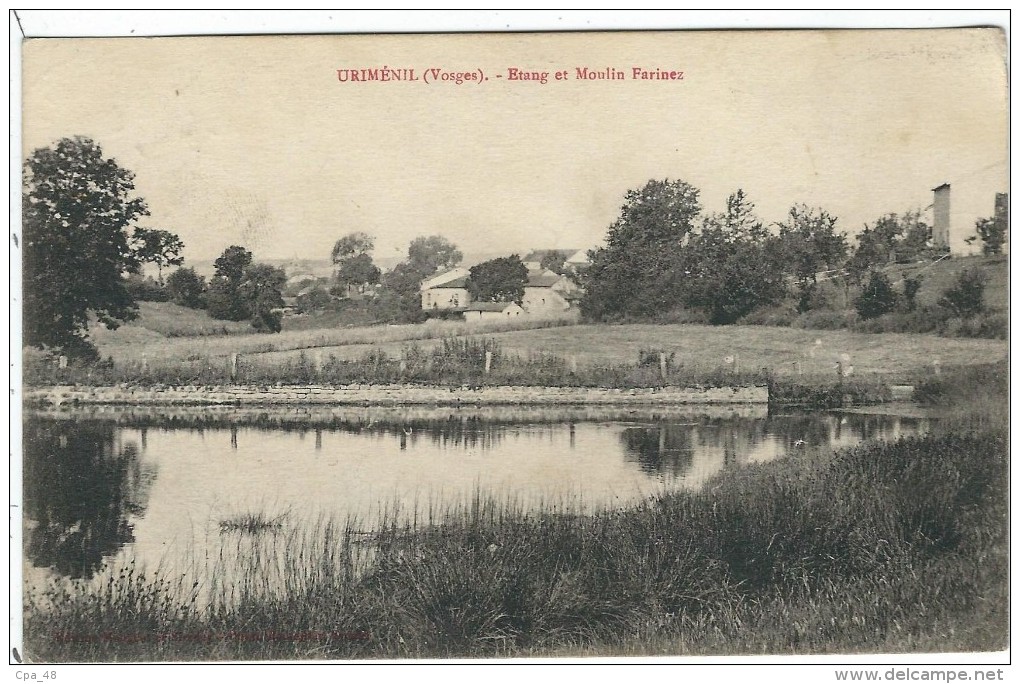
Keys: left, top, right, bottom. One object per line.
{"left": 932, "top": 183, "right": 951, "bottom": 251}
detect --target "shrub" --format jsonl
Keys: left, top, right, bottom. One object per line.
{"left": 854, "top": 272, "right": 898, "bottom": 320}
{"left": 123, "top": 274, "right": 169, "bottom": 302}
{"left": 738, "top": 303, "right": 799, "bottom": 327}
{"left": 793, "top": 309, "right": 852, "bottom": 330}
{"left": 939, "top": 268, "right": 986, "bottom": 317}
{"left": 901, "top": 276, "right": 923, "bottom": 312}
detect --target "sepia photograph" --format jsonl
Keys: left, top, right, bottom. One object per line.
{"left": 11, "top": 11, "right": 1010, "bottom": 671}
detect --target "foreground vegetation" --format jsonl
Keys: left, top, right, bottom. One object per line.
{"left": 23, "top": 362, "right": 1008, "bottom": 660}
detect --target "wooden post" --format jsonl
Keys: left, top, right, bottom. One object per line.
{"left": 933, "top": 358, "right": 941, "bottom": 376}
{"left": 570, "top": 355, "right": 578, "bottom": 374}
{"left": 58, "top": 355, "right": 67, "bottom": 369}
{"left": 230, "top": 353, "right": 238, "bottom": 381}
{"left": 795, "top": 360, "right": 802, "bottom": 375}
{"left": 733, "top": 354, "right": 739, "bottom": 374}
{"left": 659, "top": 352, "right": 667, "bottom": 381}
{"left": 484, "top": 350, "right": 493, "bottom": 375}
{"left": 399, "top": 357, "right": 407, "bottom": 375}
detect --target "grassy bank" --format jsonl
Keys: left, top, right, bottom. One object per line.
{"left": 25, "top": 336, "right": 896, "bottom": 407}
{"left": 86, "top": 305, "right": 578, "bottom": 364}
{"left": 23, "top": 362, "right": 1008, "bottom": 661}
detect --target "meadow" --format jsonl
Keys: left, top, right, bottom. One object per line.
{"left": 22, "top": 362, "right": 1008, "bottom": 660}
{"left": 25, "top": 300, "right": 1007, "bottom": 395}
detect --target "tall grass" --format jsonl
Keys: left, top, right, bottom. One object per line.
{"left": 25, "top": 336, "right": 778, "bottom": 391}
{"left": 24, "top": 364, "right": 1008, "bottom": 660}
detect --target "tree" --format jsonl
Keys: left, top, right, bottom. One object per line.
{"left": 130, "top": 228, "right": 184, "bottom": 283}
{"left": 23, "top": 136, "right": 152, "bottom": 358}
{"left": 974, "top": 216, "right": 1007, "bottom": 255}
{"left": 468, "top": 255, "right": 528, "bottom": 304}
{"left": 378, "top": 235, "right": 463, "bottom": 323}
{"left": 579, "top": 179, "right": 702, "bottom": 320}
{"left": 539, "top": 251, "right": 568, "bottom": 274}
{"left": 381, "top": 261, "right": 429, "bottom": 323}
{"left": 331, "top": 231, "right": 380, "bottom": 295}
{"left": 239, "top": 263, "right": 286, "bottom": 333}
{"left": 166, "top": 267, "right": 207, "bottom": 309}
{"left": 854, "top": 271, "right": 898, "bottom": 320}
{"left": 847, "top": 211, "right": 932, "bottom": 286}
{"left": 206, "top": 245, "right": 253, "bottom": 320}
{"left": 335, "top": 253, "right": 381, "bottom": 294}
{"left": 407, "top": 235, "right": 462, "bottom": 275}
{"left": 775, "top": 205, "right": 848, "bottom": 312}
{"left": 683, "top": 190, "right": 786, "bottom": 323}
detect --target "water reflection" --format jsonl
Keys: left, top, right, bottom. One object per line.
{"left": 22, "top": 407, "right": 927, "bottom": 582}
{"left": 23, "top": 419, "right": 157, "bottom": 579}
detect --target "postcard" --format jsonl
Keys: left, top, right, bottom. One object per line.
{"left": 14, "top": 17, "right": 1010, "bottom": 671}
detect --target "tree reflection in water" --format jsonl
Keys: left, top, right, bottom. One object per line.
{"left": 23, "top": 418, "right": 156, "bottom": 580}
{"left": 620, "top": 425, "right": 695, "bottom": 477}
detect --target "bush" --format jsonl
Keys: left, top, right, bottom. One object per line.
{"left": 652, "top": 306, "right": 712, "bottom": 325}
{"left": 738, "top": 303, "right": 799, "bottom": 327}
{"left": 901, "top": 276, "right": 923, "bottom": 312}
{"left": 939, "top": 268, "right": 987, "bottom": 317}
{"left": 123, "top": 274, "right": 169, "bottom": 302}
{"left": 295, "top": 286, "right": 335, "bottom": 313}
{"left": 793, "top": 309, "right": 853, "bottom": 330}
{"left": 854, "top": 272, "right": 898, "bottom": 320}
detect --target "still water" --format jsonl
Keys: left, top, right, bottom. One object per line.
{"left": 22, "top": 405, "right": 928, "bottom": 583}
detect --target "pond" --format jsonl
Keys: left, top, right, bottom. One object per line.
{"left": 21, "top": 405, "right": 929, "bottom": 584}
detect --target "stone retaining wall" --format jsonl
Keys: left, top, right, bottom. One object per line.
{"left": 24, "top": 384, "right": 769, "bottom": 407}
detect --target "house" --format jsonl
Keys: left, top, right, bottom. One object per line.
{"left": 563, "top": 249, "right": 591, "bottom": 272}
{"left": 463, "top": 301, "right": 525, "bottom": 322}
{"left": 521, "top": 269, "right": 572, "bottom": 317}
{"left": 420, "top": 267, "right": 470, "bottom": 292}
{"left": 420, "top": 268, "right": 471, "bottom": 311}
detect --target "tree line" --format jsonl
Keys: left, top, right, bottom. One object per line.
{"left": 22, "top": 138, "right": 1005, "bottom": 360}
{"left": 576, "top": 179, "right": 1002, "bottom": 328}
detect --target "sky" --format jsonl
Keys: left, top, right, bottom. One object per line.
{"left": 20, "top": 24, "right": 1009, "bottom": 265}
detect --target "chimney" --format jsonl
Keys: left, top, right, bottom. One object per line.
{"left": 932, "top": 183, "right": 951, "bottom": 251}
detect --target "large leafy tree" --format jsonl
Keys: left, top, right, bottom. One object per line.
{"left": 468, "top": 255, "right": 528, "bottom": 304}
{"left": 684, "top": 190, "right": 786, "bottom": 323}
{"left": 332, "top": 231, "right": 380, "bottom": 295}
{"left": 775, "top": 205, "right": 848, "bottom": 311}
{"left": 407, "top": 235, "right": 462, "bottom": 275}
{"left": 23, "top": 136, "right": 155, "bottom": 358}
{"left": 240, "top": 263, "right": 286, "bottom": 333}
{"left": 579, "top": 179, "right": 702, "bottom": 320}
{"left": 847, "top": 211, "right": 932, "bottom": 287}
{"left": 381, "top": 235, "right": 463, "bottom": 323}
{"left": 130, "top": 227, "right": 184, "bottom": 283}
{"left": 206, "top": 245, "right": 253, "bottom": 321}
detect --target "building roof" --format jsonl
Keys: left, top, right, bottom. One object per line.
{"left": 526, "top": 269, "right": 563, "bottom": 287}
{"left": 429, "top": 275, "right": 470, "bottom": 289}
{"left": 522, "top": 248, "right": 580, "bottom": 264}
{"left": 464, "top": 301, "right": 520, "bottom": 312}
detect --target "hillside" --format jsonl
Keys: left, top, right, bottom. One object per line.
{"left": 883, "top": 254, "right": 1008, "bottom": 312}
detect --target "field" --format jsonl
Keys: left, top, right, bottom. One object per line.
{"left": 74, "top": 310, "right": 1008, "bottom": 388}
{"left": 22, "top": 362, "right": 1009, "bottom": 660}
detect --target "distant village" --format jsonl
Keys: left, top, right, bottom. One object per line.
{"left": 279, "top": 248, "right": 592, "bottom": 322}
